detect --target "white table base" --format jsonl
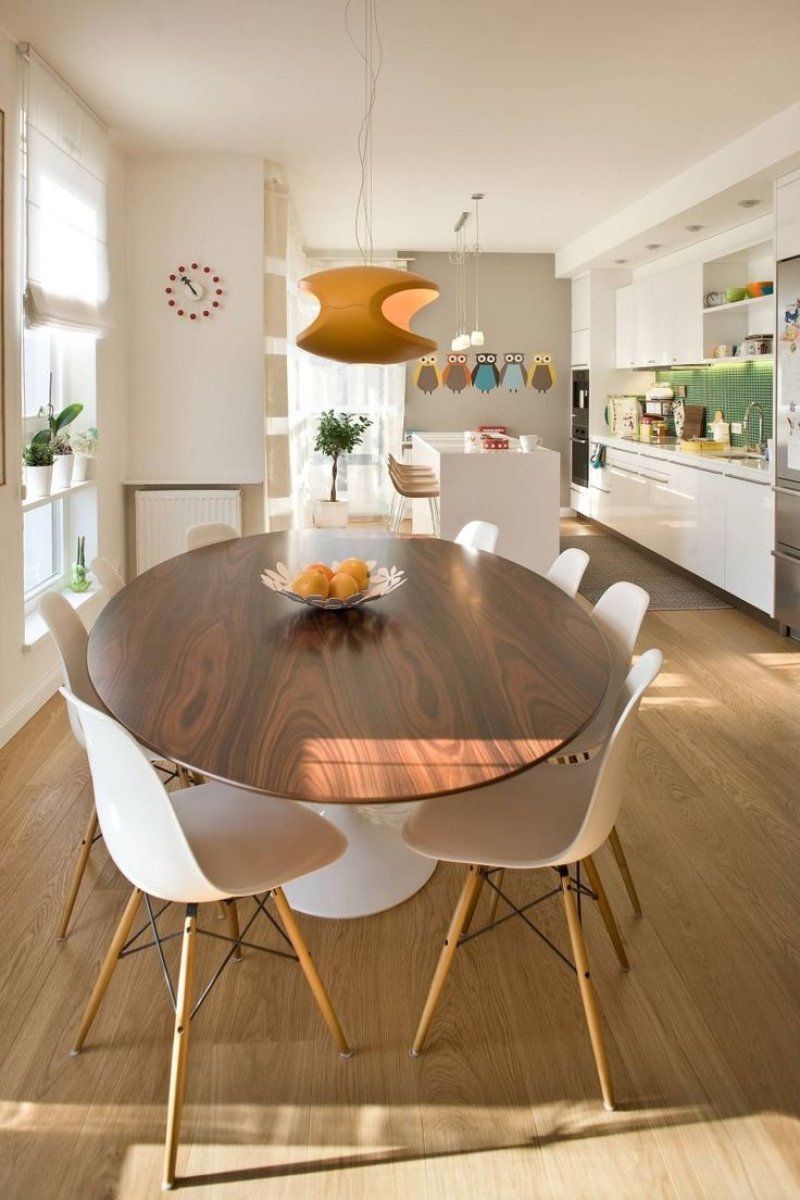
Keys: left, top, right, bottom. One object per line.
{"left": 283, "top": 804, "right": 437, "bottom": 919}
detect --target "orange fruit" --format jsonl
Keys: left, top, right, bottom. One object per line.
{"left": 329, "top": 572, "right": 359, "bottom": 601}
{"left": 292, "top": 570, "right": 330, "bottom": 598}
{"left": 336, "top": 557, "right": 370, "bottom": 591}
{"left": 306, "top": 562, "right": 334, "bottom": 581}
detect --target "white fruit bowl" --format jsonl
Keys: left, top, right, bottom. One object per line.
{"left": 261, "top": 560, "right": 407, "bottom": 610}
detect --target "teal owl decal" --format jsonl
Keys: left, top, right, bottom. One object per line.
{"left": 414, "top": 354, "right": 441, "bottom": 393}
{"left": 529, "top": 353, "right": 557, "bottom": 393}
{"left": 499, "top": 353, "right": 527, "bottom": 392}
{"left": 472, "top": 352, "right": 500, "bottom": 393}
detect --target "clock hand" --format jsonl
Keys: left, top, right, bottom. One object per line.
{"left": 180, "top": 273, "right": 199, "bottom": 297}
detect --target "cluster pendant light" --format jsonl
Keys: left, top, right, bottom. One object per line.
{"left": 297, "top": 0, "right": 439, "bottom": 365}
{"left": 450, "top": 192, "right": 486, "bottom": 352}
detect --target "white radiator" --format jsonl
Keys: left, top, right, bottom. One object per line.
{"left": 135, "top": 489, "right": 241, "bottom": 574}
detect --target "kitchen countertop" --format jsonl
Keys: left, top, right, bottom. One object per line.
{"left": 595, "top": 435, "right": 772, "bottom": 484}
{"left": 412, "top": 432, "right": 523, "bottom": 455}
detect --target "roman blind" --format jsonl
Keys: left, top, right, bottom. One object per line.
{"left": 22, "top": 45, "right": 110, "bottom": 334}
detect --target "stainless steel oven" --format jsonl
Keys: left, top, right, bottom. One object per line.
{"left": 571, "top": 418, "right": 589, "bottom": 487}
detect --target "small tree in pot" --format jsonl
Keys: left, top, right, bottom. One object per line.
{"left": 313, "top": 410, "right": 372, "bottom": 527}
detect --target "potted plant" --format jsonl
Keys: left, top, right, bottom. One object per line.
{"left": 68, "top": 535, "right": 91, "bottom": 593}
{"left": 313, "top": 410, "right": 373, "bottom": 528}
{"left": 33, "top": 394, "right": 84, "bottom": 491}
{"left": 70, "top": 426, "right": 98, "bottom": 483}
{"left": 22, "top": 438, "right": 55, "bottom": 500}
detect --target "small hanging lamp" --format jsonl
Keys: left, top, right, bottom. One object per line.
{"left": 297, "top": 0, "right": 438, "bottom": 365}
{"left": 449, "top": 212, "right": 470, "bottom": 351}
{"left": 470, "top": 192, "right": 485, "bottom": 347}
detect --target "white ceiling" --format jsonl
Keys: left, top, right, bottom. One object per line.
{"left": 1, "top": 0, "right": 798, "bottom": 256}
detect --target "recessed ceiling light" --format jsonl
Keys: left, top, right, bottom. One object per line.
{"left": 738, "top": 198, "right": 761, "bottom": 209}
{"left": 645, "top": 243, "right": 662, "bottom": 251}
{"left": 614, "top": 258, "right": 629, "bottom": 264}
{"left": 686, "top": 224, "right": 704, "bottom": 233}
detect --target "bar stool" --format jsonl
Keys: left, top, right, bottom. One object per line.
{"left": 387, "top": 455, "right": 440, "bottom": 535}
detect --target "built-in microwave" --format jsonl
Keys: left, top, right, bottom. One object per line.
{"left": 572, "top": 369, "right": 589, "bottom": 414}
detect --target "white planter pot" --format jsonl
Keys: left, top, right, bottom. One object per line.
{"left": 51, "top": 453, "right": 74, "bottom": 491}
{"left": 25, "top": 464, "right": 52, "bottom": 500}
{"left": 313, "top": 500, "right": 349, "bottom": 529}
{"left": 71, "top": 453, "right": 90, "bottom": 483}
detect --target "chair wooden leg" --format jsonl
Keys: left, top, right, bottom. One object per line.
{"left": 162, "top": 904, "right": 198, "bottom": 1190}
{"left": 70, "top": 886, "right": 142, "bottom": 1054}
{"left": 56, "top": 804, "right": 99, "bottom": 941}
{"left": 608, "top": 825, "right": 642, "bottom": 916}
{"left": 583, "top": 855, "right": 629, "bottom": 971}
{"left": 485, "top": 868, "right": 506, "bottom": 924}
{"left": 176, "top": 766, "right": 192, "bottom": 789}
{"left": 461, "top": 867, "right": 486, "bottom": 934}
{"left": 411, "top": 865, "right": 485, "bottom": 1056}
{"left": 271, "top": 888, "right": 352, "bottom": 1057}
{"left": 559, "top": 869, "right": 615, "bottom": 1110}
{"left": 224, "top": 898, "right": 242, "bottom": 961}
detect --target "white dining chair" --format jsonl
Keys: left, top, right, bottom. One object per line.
{"left": 454, "top": 521, "right": 500, "bottom": 553}
{"left": 487, "top": 580, "right": 652, "bottom": 923}
{"left": 402, "top": 649, "right": 662, "bottom": 1112}
{"left": 90, "top": 556, "right": 125, "bottom": 598}
{"left": 62, "top": 687, "right": 351, "bottom": 1191}
{"left": 185, "top": 522, "right": 240, "bottom": 551}
{"left": 38, "top": 593, "right": 183, "bottom": 940}
{"left": 545, "top": 547, "right": 590, "bottom": 599}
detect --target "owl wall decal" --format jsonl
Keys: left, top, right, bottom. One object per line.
{"left": 472, "top": 352, "right": 500, "bottom": 393}
{"left": 414, "top": 354, "right": 441, "bottom": 393}
{"left": 442, "top": 352, "right": 472, "bottom": 393}
{"left": 499, "top": 352, "right": 527, "bottom": 392}
{"left": 529, "top": 353, "right": 557, "bottom": 393}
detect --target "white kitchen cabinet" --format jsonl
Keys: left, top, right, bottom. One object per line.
{"left": 776, "top": 173, "right": 800, "bottom": 261}
{"left": 668, "top": 263, "right": 703, "bottom": 365}
{"left": 724, "top": 477, "right": 774, "bottom": 613}
{"left": 572, "top": 275, "right": 590, "bottom": 332}
{"left": 634, "top": 275, "right": 669, "bottom": 368}
{"left": 571, "top": 327, "right": 590, "bottom": 367}
{"left": 615, "top": 284, "right": 637, "bottom": 369}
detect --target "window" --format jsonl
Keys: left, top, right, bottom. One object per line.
{"left": 23, "top": 501, "right": 64, "bottom": 596}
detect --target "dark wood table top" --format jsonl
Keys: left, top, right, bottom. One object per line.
{"left": 87, "top": 532, "right": 610, "bottom": 803}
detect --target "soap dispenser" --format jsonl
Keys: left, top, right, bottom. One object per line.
{"left": 711, "top": 409, "right": 730, "bottom": 444}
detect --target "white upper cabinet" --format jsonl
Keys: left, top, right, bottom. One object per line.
{"left": 777, "top": 173, "right": 800, "bottom": 261}
{"left": 669, "top": 263, "right": 704, "bottom": 365}
{"left": 615, "top": 284, "right": 636, "bottom": 369}
{"left": 571, "top": 275, "right": 590, "bottom": 332}
{"left": 616, "top": 262, "right": 717, "bottom": 368}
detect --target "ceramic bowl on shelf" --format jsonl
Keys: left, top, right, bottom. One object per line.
{"left": 725, "top": 287, "right": 747, "bottom": 303}
{"left": 745, "top": 281, "right": 773, "bottom": 298}
{"left": 261, "top": 560, "right": 407, "bottom": 610}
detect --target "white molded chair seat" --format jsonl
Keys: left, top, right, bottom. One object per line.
{"left": 63, "top": 688, "right": 351, "bottom": 1190}
{"left": 90, "top": 556, "right": 125, "bottom": 598}
{"left": 402, "top": 650, "right": 662, "bottom": 1111}
{"left": 454, "top": 521, "right": 500, "bottom": 553}
{"left": 185, "top": 522, "right": 240, "bottom": 551}
{"left": 546, "top": 547, "right": 590, "bottom": 599}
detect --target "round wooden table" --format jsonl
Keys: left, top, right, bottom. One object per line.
{"left": 87, "top": 532, "right": 610, "bottom": 918}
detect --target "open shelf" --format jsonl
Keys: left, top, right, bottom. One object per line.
{"left": 22, "top": 479, "right": 96, "bottom": 513}
{"left": 702, "top": 354, "right": 774, "bottom": 365}
{"left": 703, "top": 295, "right": 773, "bottom": 315}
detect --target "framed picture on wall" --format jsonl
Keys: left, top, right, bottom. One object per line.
{"left": 0, "top": 107, "right": 4, "bottom": 487}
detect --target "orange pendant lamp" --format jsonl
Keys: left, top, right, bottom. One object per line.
{"left": 297, "top": 0, "right": 438, "bottom": 365}
{"left": 297, "top": 265, "right": 439, "bottom": 365}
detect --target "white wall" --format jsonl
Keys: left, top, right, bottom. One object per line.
{"left": 125, "top": 156, "right": 265, "bottom": 486}
{"left": 0, "top": 32, "right": 129, "bottom": 746}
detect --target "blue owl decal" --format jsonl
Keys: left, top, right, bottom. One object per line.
{"left": 499, "top": 353, "right": 527, "bottom": 392}
{"left": 471, "top": 352, "right": 500, "bottom": 393}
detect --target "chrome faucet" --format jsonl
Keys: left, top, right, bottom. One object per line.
{"left": 742, "top": 401, "right": 766, "bottom": 454}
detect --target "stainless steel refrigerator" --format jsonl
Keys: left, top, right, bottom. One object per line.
{"left": 774, "top": 254, "right": 800, "bottom": 630}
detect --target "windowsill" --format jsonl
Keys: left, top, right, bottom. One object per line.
{"left": 22, "top": 478, "right": 96, "bottom": 512}
{"left": 24, "top": 583, "right": 103, "bottom": 649}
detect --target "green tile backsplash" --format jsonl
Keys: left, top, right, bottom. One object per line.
{"left": 655, "top": 361, "right": 773, "bottom": 447}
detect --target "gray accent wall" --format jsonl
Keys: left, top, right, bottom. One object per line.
{"left": 402, "top": 252, "right": 571, "bottom": 503}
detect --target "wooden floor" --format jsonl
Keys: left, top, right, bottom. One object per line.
{"left": 1, "top": 520, "right": 799, "bottom": 1199}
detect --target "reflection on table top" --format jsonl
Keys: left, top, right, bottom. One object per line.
{"left": 87, "top": 531, "right": 610, "bottom": 803}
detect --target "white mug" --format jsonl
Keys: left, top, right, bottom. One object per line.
{"left": 520, "top": 434, "right": 543, "bottom": 451}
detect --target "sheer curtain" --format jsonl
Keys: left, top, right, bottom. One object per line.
{"left": 286, "top": 226, "right": 405, "bottom": 528}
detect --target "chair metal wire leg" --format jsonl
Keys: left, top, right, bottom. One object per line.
{"left": 271, "top": 888, "right": 352, "bottom": 1057}
{"left": 559, "top": 868, "right": 615, "bottom": 1111}
{"left": 162, "top": 904, "right": 198, "bottom": 1190}
{"left": 70, "top": 886, "right": 142, "bottom": 1054}
{"left": 583, "top": 854, "right": 629, "bottom": 970}
{"left": 485, "top": 867, "right": 505, "bottom": 924}
{"left": 56, "top": 804, "right": 99, "bottom": 941}
{"left": 608, "top": 825, "right": 642, "bottom": 916}
{"left": 411, "top": 865, "right": 485, "bottom": 1056}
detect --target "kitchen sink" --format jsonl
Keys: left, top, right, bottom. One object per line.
{"left": 719, "top": 451, "right": 766, "bottom": 462}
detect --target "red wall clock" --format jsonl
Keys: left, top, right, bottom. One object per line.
{"left": 165, "top": 262, "right": 224, "bottom": 320}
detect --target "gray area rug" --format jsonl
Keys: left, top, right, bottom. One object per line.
{"left": 561, "top": 535, "right": 731, "bottom": 610}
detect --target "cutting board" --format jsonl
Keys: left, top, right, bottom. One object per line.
{"left": 683, "top": 406, "right": 706, "bottom": 439}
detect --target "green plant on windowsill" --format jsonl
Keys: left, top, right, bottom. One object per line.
{"left": 70, "top": 427, "right": 98, "bottom": 457}
{"left": 22, "top": 439, "right": 54, "bottom": 467}
{"left": 32, "top": 395, "right": 84, "bottom": 454}
{"left": 68, "top": 535, "right": 91, "bottom": 593}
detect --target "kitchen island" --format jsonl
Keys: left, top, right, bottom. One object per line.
{"left": 411, "top": 432, "right": 560, "bottom": 574}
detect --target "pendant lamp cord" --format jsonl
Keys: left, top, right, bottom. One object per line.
{"left": 345, "top": 0, "right": 382, "bottom": 266}
{"left": 473, "top": 194, "right": 481, "bottom": 332}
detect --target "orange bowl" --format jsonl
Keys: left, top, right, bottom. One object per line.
{"left": 746, "top": 280, "right": 773, "bottom": 298}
